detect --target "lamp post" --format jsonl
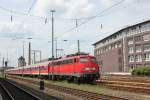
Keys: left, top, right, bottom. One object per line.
{"left": 26, "top": 38, "right": 32, "bottom": 65}
{"left": 22, "top": 41, "right": 25, "bottom": 58}
{"left": 55, "top": 37, "right": 58, "bottom": 58}
{"left": 50, "top": 10, "right": 56, "bottom": 81}
{"left": 50, "top": 10, "right": 56, "bottom": 59}
{"left": 63, "top": 40, "right": 81, "bottom": 53}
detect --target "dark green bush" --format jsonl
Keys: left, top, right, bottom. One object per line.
{"left": 132, "top": 67, "right": 150, "bottom": 76}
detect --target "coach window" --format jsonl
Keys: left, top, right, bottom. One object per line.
{"left": 66, "top": 60, "right": 69, "bottom": 64}
{"left": 80, "top": 58, "right": 88, "bottom": 62}
{"left": 58, "top": 61, "right": 61, "bottom": 65}
{"left": 69, "top": 59, "right": 73, "bottom": 63}
{"left": 63, "top": 60, "right": 67, "bottom": 64}
{"left": 68, "top": 60, "right": 70, "bottom": 63}
{"left": 62, "top": 60, "right": 64, "bottom": 64}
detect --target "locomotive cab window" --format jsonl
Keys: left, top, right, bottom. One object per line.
{"left": 80, "top": 58, "right": 88, "bottom": 62}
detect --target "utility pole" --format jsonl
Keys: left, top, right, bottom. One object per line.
{"left": 23, "top": 41, "right": 25, "bottom": 58}
{"left": 39, "top": 51, "right": 41, "bottom": 62}
{"left": 6, "top": 51, "right": 8, "bottom": 66}
{"left": 28, "top": 42, "right": 31, "bottom": 65}
{"left": 2, "top": 57, "right": 4, "bottom": 67}
{"left": 75, "top": 19, "right": 78, "bottom": 28}
{"left": 51, "top": 10, "right": 56, "bottom": 59}
{"left": 2, "top": 57, "right": 4, "bottom": 77}
{"left": 77, "top": 40, "right": 80, "bottom": 53}
{"left": 33, "top": 51, "right": 36, "bottom": 64}
{"left": 50, "top": 10, "right": 55, "bottom": 80}
{"left": 75, "top": 19, "right": 80, "bottom": 53}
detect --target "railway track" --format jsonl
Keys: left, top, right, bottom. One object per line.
{"left": 45, "top": 83, "right": 128, "bottom": 100}
{"left": 0, "top": 78, "right": 41, "bottom": 100}
{"left": 0, "top": 82, "right": 14, "bottom": 100}
{"left": 7, "top": 75, "right": 128, "bottom": 100}
{"left": 97, "top": 76, "right": 150, "bottom": 94}
{"left": 102, "top": 75, "right": 150, "bottom": 83}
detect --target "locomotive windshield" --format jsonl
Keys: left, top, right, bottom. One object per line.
{"left": 80, "top": 58, "right": 88, "bottom": 62}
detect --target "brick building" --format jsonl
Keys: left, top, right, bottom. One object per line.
{"left": 93, "top": 20, "right": 150, "bottom": 72}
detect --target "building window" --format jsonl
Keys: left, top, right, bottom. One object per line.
{"left": 144, "top": 54, "right": 150, "bottom": 61}
{"left": 128, "top": 47, "right": 134, "bottom": 53}
{"left": 128, "top": 56, "right": 134, "bottom": 62}
{"left": 115, "top": 43, "right": 118, "bottom": 48}
{"left": 98, "top": 49, "right": 102, "bottom": 54}
{"left": 135, "top": 46, "right": 142, "bottom": 53}
{"left": 141, "top": 24, "right": 147, "bottom": 32}
{"left": 128, "top": 38, "right": 133, "bottom": 45}
{"left": 144, "top": 44, "right": 150, "bottom": 52}
{"left": 100, "top": 49, "right": 102, "bottom": 55}
{"left": 111, "top": 44, "right": 114, "bottom": 49}
{"left": 118, "top": 49, "right": 122, "bottom": 55}
{"left": 109, "top": 45, "right": 111, "bottom": 50}
{"left": 118, "top": 41, "right": 122, "bottom": 48}
{"left": 135, "top": 36, "right": 142, "bottom": 43}
{"left": 129, "top": 27, "right": 136, "bottom": 35}
{"left": 113, "top": 35, "right": 117, "bottom": 39}
{"left": 103, "top": 48, "right": 105, "bottom": 53}
{"left": 98, "top": 49, "right": 101, "bottom": 55}
{"left": 106, "top": 46, "right": 108, "bottom": 52}
{"left": 143, "top": 34, "right": 150, "bottom": 41}
{"left": 135, "top": 55, "right": 142, "bottom": 62}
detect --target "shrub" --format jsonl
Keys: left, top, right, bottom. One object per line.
{"left": 132, "top": 66, "right": 150, "bottom": 76}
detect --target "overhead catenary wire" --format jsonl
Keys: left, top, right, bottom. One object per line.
{"left": 0, "top": 0, "right": 126, "bottom": 21}
{"left": 56, "top": 0, "right": 126, "bottom": 38}
{"left": 0, "top": 0, "right": 126, "bottom": 39}
{"left": 17, "top": 0, "right": 37, "bottom": 23}
{"left": 0, "top": 0, "right": 146, "bottom": 41}
{"left": 0, "top": 0, "right": 45, "bottom": 19}
{"left": 13, "top": 0, "right": 37, "bottom": 39}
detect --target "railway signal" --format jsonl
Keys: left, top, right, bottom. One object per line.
{"left": 39, "top": 80, "right": 44, "bottom": 90}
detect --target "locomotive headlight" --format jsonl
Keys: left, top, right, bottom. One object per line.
{"left": 84, "top": 67, "right": 91, "bottom": 71}
{"left": 92, "top": 68, "right": 96, "bottom": 70}
{"left": 83, "top": 67, "right": 96, "bottom": 71}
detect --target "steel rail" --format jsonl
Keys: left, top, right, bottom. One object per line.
{"left": 0, "top": 82, "right": 15, "bottom": 100}
{"left": 8, "top": 75, "right": 128, "bottom": 100}
{"left": 0, "top": 78, "right": 41, "bottom": 100}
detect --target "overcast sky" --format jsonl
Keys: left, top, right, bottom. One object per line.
{"left": 0, "top": 0, "right": 150, "bottom": 67}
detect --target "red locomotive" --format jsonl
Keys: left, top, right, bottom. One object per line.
{"left": 6, "top": 53, "right": 100, "bottom": 83}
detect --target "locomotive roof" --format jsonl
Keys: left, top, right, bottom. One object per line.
{"left": 54, "top": 54, "right": 94, "bottom": 61}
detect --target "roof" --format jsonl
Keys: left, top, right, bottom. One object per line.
{"left": 93, "top": 19, "right": 150, "bottom": 46}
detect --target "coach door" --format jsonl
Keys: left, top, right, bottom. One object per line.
{"left": 73, "top": 58, "right": 77, "bottom": 75}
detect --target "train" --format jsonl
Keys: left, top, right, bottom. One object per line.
{"left": 5, "top": 53, "right": 100, "bottom": 83}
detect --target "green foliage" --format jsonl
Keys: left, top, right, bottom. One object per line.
{"left": 132, "top": 67, "right": 150, "bottom": 76}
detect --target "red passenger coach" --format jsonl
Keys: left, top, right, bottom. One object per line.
{"left": 6, "top": 53, "right": 100, "bottom": 83}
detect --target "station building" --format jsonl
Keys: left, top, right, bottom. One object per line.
{"left": 93, "top": 20, "right": 150, "bottom": 72}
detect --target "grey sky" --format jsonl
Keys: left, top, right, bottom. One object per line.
{"left": 0, "top": 0, "right": 150, "bottom": 67}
